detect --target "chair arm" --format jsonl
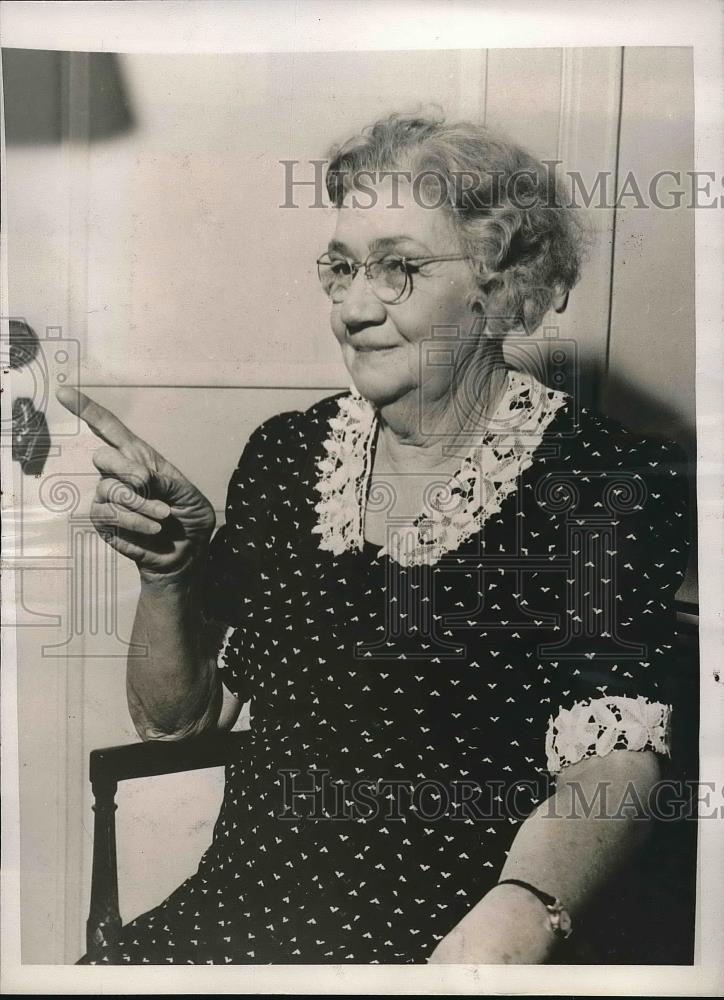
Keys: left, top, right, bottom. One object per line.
{"left": 674, "top": 598, "right": 698, "bottom": 636}
{"left": 89, "top": 729, "right": 249, "bottom": 786}
{"left": 85, "top": 729, "right": 248, "bottom": 962}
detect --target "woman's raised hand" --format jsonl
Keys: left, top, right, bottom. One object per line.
{"left": 56, "top": 387, "right": 216, "bottom": 584}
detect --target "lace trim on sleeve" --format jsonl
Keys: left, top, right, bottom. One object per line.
{"left": 545, "top": 695, "right": 672, "bottom": 774}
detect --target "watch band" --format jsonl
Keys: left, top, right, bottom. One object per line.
{"left": 495, "top": 878, "right": 573, "bottom": 940}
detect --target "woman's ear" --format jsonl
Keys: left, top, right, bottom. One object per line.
{"left": 468, "top": 297, "right": 489, "bottom": 341}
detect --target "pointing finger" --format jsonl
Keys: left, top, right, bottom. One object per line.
{"left": 56, "top": 386, "right": 147, "bottom": 454}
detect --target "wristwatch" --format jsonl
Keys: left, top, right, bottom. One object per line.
{"left": 496, "top": 878, "right": 573, "bottom": 940}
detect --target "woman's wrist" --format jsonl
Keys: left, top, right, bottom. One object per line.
{"left": 484, "top": 882, "right": 559, "bottom": 958}
{"left": 429, "top": 880, "right": 558, "bottom": 964}
{"left": 138, "top": 556, "right": 208, "bottom": 595}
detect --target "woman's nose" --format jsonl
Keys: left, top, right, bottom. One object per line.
{"left": 338, "top": 269, "right": 387, "bottom": 332}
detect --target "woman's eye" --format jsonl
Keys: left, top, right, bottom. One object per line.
{"left": 330, "top": 260, "right": 352, "bottom": 275}
{"left": 381, "top": 257, "right": 410, "bottom": 275}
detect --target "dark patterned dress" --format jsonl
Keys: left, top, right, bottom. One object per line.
{"left": 92, "top": 371, "right": 689, "bottom": 964}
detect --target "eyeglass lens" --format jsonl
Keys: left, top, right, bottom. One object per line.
{"left": 317, "top": 254, "right": 409, "bottom": 304}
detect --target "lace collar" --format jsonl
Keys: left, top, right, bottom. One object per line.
{"left": 311, "top": 370, "right": 567, "bottom": 567}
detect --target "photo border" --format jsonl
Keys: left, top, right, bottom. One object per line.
{"left": 1, "top": 0, "right": 721, "bottom": 994}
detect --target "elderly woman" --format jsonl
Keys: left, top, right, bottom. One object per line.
{"left": 60, "top": 113, "right": 688, "bottom": 965}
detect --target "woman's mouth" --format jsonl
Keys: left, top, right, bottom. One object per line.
{"left": 349, "top": 342, "right": 400, "bottom": 353}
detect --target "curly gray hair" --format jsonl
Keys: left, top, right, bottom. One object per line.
{"left": 326, "top": 112, "right": 584, "bottom": 337}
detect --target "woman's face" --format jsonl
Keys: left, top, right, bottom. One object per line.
{"left": 327, "top": 177, "right": 479, "bottom": 409}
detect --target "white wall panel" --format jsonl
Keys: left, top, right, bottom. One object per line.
{"left": 604, "top": 47, "right": 695, "bottom": 449}
{"left": 485, "top": 47, "right": 563, "bottom": 163}
{"left": 75, "top": 50, "right": 498, "bottom": 387}
{"left": 555, "top": 47, "right": 622, "bottom": 402}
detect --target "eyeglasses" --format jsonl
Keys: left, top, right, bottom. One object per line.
{"left": 316, "top": 251, "right": 471, "bottom": 305}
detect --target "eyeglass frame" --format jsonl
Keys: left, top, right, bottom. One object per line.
{"left": 315, "top": 250, "right": 473, "bottom": 305}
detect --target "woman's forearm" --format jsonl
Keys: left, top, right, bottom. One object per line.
{"left": 497, "top": 749, "right": 660, "bottom": 919}
{"left": 430, "top": 749, "right": 662, "bottom": 963}
{"left": 126, "top": 570, "right": 223, "bottom": 740}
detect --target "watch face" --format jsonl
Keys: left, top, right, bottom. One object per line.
{"left": 554, "top": 905, "right": 573, "bottom": 938}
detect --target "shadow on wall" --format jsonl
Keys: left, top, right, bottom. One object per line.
{"left": 1, "top": 48, "right": 136, "bottom": 145}
{"left": 601, "top": 370, "right": 696, "bottom": 462}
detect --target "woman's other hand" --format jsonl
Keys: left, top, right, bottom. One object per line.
{"left": 56, "top": 387, "right": 216, "bottom": 585}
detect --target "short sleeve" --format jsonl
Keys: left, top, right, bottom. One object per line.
{"left": 540, "top": 438, "right": 691, "bottom": 775}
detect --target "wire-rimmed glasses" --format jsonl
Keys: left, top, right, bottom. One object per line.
{"left": 316, "top": 251, "right": 472, "bottom": 305}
